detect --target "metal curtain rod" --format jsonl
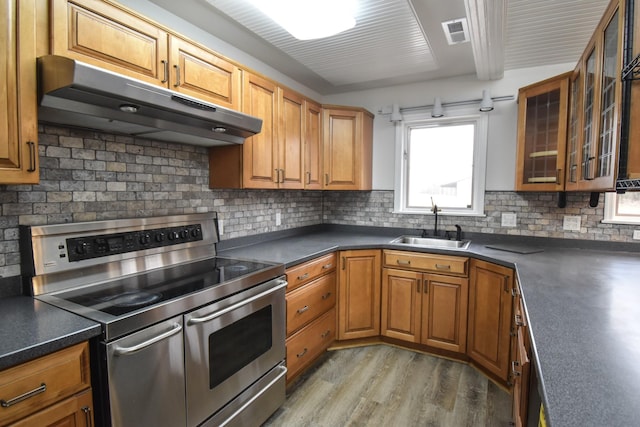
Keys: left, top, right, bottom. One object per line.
{"left": 398, "top": 95, "right": 515, "bottom": 113}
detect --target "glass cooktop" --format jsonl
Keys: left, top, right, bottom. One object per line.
{"left": 51, "top": 257, "right": 274, "bottom": 316}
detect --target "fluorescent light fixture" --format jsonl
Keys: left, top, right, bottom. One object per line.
{"left": 479, "top": 90, "right": 494, "bottom": 112}
{"left": 431, "top": 97, "right": 444, "bottom": 118}
{"left": 247, "top": 0, "right": 357, "bottom": 40}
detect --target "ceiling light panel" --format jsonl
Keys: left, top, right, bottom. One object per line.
{"left": 206, "top": 0, "right": 437, "bottom": 87}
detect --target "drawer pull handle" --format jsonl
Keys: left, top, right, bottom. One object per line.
{"left": 321, "top": 292, "right": 332, "bottom": 300}
{"left": 397, "top": 259, "right": 411, "bottom": 265}
{"left": 514, "top": 314, "right": 525, "bottom": 327}
{"left": 27, "top": 141, "right": 37, "bottom": 172}
{"left": 322, "top": 263, "right": 333, "bottom": 270}
{"left": 435, "top": 264, "right": 450, "bottom": 270}
{"left": 297, "top": 305, "right": 309, "bottom": 314}
{"left": 417, "top": 279, "right": 421, "bottom": 293}
{"left": 297, "top": 273, "right": 309, "bottom": 281}
{"left": 174, "top": 64, "right": 181, "bottom": 87}
{"left": 511, "top": 360, "right": 521, "bottom": 377}
{"left": 297, "top": 348, "right": 308, "bottom": 358}
{"left": 161, "top": 59, "right": 168, "bottom": 83}
{"left": 1, "top": 383, "right": 46, "bottom": 408}
{"left": 321, "top": 329, "right": 331, "bottom": 338}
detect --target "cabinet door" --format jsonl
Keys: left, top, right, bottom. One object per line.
{"left": 580, "top": 41, "right": 599, "bottom": 185}
{"left": 323, "top": 107, "right": 373, "bottom": 190}
{"left": 242, "top": 72, "right": 279, "bottom": 188}
{"left": 279, "top": 89, "right": 305, "bottom": 189}
{"left": 51, "top": 0, "right": 169, "bottom": 86}
{"left": 565, "top": 68, "right": 582, "bottom": 190}
{"left": 168, "top": 36, "right": 241, "bottom": 110}
{"left": 304, "top": 99, "right": 323, "bottom": 189}
{"left": 10, "top": 389, "right": 93, "bottom": 427}
{"left": 467, "top": 259, "right": 513, "bottom": 383}
{"left": 0, "top": 0, "right": 38, "bottom": 184}
{"left": 590, "top": 2, "right": 622, "bottom": 190}
{"left": 515, "top": 73, "right": 570, "bottom": 191}
{"left": 421, "top": 274, "right": 469, "bottom": 353}
{"left": 337, "top": 250, "right": 381, "bottom": 340}
{"left": 381, "top": 268, "right": 421, "bottom": 343}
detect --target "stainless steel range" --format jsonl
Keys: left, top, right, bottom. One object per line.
{"left": 20, "top": 213, "right": 287, "bottom": 427}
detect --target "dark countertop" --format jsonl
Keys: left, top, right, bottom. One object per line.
{"left": 220, "top": 227, "right": 640, "bottom": 427}
{"left": 0, "top": 296, "right": 101, "bottom": 371}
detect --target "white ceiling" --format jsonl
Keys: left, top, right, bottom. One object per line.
{"left": 148, "top": 0, "right": 609, "bottom": 95}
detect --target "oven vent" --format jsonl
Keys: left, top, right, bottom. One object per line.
{"left": 441, "top": 18, "right": 470, "bottom": 45}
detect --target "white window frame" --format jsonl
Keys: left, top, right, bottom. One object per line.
{"left": 603, "top": 192, "right": 640, "bottom": 224}
{"left": 393, "top": 106, "right": 488, "bottom": 216}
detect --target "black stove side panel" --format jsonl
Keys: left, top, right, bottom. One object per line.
{"left": 89, "top": 337, "right": 113, "bottom": 427}
{"left": 18, "top": 225, "right": 36, "bottom": 296}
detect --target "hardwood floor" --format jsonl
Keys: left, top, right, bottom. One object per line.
{"left": 264, "top": 345, "right": 512, "bottom": 427}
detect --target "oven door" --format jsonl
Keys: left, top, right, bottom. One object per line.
{"left": 184, "top": 276, "right": 286, "bottom": 427}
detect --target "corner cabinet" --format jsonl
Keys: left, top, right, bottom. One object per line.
{"left": 515, "top": 72, "right": 571, "bottom": 191}
{"left": 337, "top": 249, "right": 381, "bottom": 340}
{"left": 467, "top": 259, "right": 514, "bottom": 384}
{"left": 0, "top": 0, "right": 39, "bottom": 184}
{"left": 323, "top": 106, "right": 374, "bottom": 190}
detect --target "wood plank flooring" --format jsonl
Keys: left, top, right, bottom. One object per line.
{"left": 264, "top": 345, "right": 512, "bottom": 427}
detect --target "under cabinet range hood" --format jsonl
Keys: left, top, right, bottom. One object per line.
{"left": 37, "top": 55, "right": 262, "bottom": 146}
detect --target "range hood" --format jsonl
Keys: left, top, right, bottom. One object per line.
{"left": 37, "top": 55, "right": 262, "bottom": 146}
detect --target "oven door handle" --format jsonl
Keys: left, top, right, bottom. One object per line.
{"left": 187, "top": 280, "right": 288, "bottom": 326}
{"left": 113, "top": 322, "right": 182, "bottom": 356}
{"left": 218, "top": 364, "right": 288, "bottom": 427}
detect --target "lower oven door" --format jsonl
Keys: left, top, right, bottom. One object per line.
{"left": 184, "top": 276, "right": 287, "bottom": 427}
{"left": 105, "top": 316, "right": 185, "bottom": 427}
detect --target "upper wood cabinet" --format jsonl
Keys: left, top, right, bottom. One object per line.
{"left": 304, "top": 99, "right": 323, "bottom": 189}
{"left": 515, "top": 72, "right": 571, "bottom": 191}
{"left": 323, "top": 106, "right": 373, "bottom": 190}
{"left": 50, "top": 0, "right": 241, "bottom": 110}
{"left": 0, "top": 0, "right": 39, "bottom": 184}
{"left": 278, "top": 88, "right": 305, "bottom": 189}
{"left": 337, "top": 249, "right": 381, "bottom": 340}
{"left": 565, "top": 0, "right": 624, "bottom": 191}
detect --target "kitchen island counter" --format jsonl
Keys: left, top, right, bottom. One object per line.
{"left": 220, "top": 225, "right": 640, "bottom": 427}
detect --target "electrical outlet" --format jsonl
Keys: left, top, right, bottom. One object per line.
{"left": 218, "top": 219, "right": 224, "bottom": 235}
{"left": 563, "top": 215, "right": 581, "bottom": 231}
{"left": 275, "top": 212, "right": 282, "bottom": 226}
{"left": 633, "top": 230, "right": 640, "bottom": 240}
{"left": 501, "top": 213, "right": 517, "bottom": 227}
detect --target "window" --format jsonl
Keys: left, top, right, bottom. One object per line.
{"left": 394, "top": 108, "right": 488, "bottom": 216}
{"left": 604, "top": 192, "right": 640, "bottom": 224}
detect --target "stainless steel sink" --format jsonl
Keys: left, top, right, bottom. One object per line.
{"left": 390, "top": 235, "right": 471, "bottom": 250}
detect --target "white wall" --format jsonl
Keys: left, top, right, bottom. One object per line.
{"left": 323, "top": 64, "right": 576, "bottom": 191}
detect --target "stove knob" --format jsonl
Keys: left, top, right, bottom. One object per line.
{"left": 168, "top": 231, "right": 179, "bottom": 241}
{"left": 155, "top": 232, "right": 165, "bottom": 242}
{"left": 191, "top": 227, "right": 201, "bottom": 238}
{"left": 140, "top": 233, "right": 151, "bottom": 245}
{"left": 75, "top": 242, "right": 88, "bottom": 255}
{"left": 179, "top": 229, "right": 189, "bottom": 239}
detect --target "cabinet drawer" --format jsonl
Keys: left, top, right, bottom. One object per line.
{"left": 286, "top": 272, "right": 336, "bottom": 335}
{"left": 9, "top": 389, "right": 93, "bottom": 427}
{"left": 286, "top": 252, "right": 336, "bottom": 292}
{"left": 286, "top": 308, "right": 336, "bottom": 381}
{"left": 383, "top": 250, "right": 468, "bottom": 276}
{"left": 0, "top": 342, "right": 90, "bottom": 425}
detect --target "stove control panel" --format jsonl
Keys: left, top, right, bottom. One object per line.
{"left": 66, "top": 224, "right": 203, "bottom": 262}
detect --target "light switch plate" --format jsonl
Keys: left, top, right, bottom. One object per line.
{"left": 501, "top": 213, "right": 517, "bottom": 227}
{"left": 563, "top": 215, "right": 581, "bottom": 231}
{"left": 275, "top": 212, "right": 282, "bottom": 226}
{"left": 218, "top": 219, "right": 224, "bottom": 235}
{"left": 633, "top": 230, "right": 640, "bottom": 240}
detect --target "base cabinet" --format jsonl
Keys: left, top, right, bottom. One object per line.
{"left": 337, "top": 250, "right": 381, "bottom": 340}
{"left": 284, "top": 252, "right": 337, "bottom": 382}
{"left": 0, "top": 342, "right": 93, "bottom": 427}
{"left": 381, "top": 250, "right": 469, "bottom": 354}
{"left": 467, "top": 259, "right": 514, "bottom": 383}
{"left": 511, "top": 281, "right": 532, "bottom": 427}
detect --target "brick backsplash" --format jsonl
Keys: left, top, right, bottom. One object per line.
{"left": 0, "top": 125, "right": 637, "bottom": 285}
{"left": 323, "top": 190, "right": 638, "bottom": 242}
{"left": 0, "top": 125, "right": 323, "bottom": 279}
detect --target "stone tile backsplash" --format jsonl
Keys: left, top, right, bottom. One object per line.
{"left": 0, "top": 124, "right": 637, "bottom": 283}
